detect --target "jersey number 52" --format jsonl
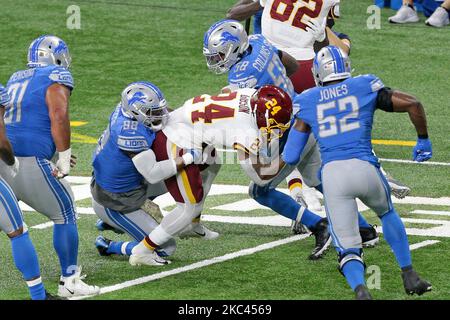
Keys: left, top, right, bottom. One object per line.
{"left": 270, "top": 0, "right": 323, "bottom": 30}
{"left": 317, "top": 96, "right": 360, "bottom": 138}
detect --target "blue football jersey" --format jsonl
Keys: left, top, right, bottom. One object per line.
{"left": 228, "top": 34, "right": 295, "bottom": 99}
{"left": 5, "top": 66, "right": 74, "bottom": 159}
{"left": 92, "top": 105, "right": 156, "bottom": 193}
{"left": 0, "top": 84, "right": 9, "bottom": 106}
{"left": 295, "top": 74, "right": 385, "bottom": 166}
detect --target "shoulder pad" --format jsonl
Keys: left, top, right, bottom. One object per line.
{"left": 48, "top": 66, "right": 74, "bottom": 90}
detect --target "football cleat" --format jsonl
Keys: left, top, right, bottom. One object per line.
{"left": 388, "top": 5, "right": 420, "bottom": 24}
{"left": 129, "top": 251, "right": 171, "bottom": 267}
{"left": 57, "top": 266, "right": 100, "bottom": 298}
{"left": 45, "top": 291, "right": 67, "bottom": 300}
{"left": 360, "top": 225, "right": 379, "bottom": 248}
{"left": 95, "top": 235, "right": 112, "bottom": 256}
{"left": 425, "top": 7, "right": 450, "bottom": 27}
{"left": 386, "top": 175, "right": 411, "bottom": 199}
{"left": 355, "top": 285, "right": 373, "bottom": 300}
{"left": 302, "top": 185, "right": 322, "bottom": 211}
{"left": 291, "top": 196, "right": 309, "bottom": 235}
{"left": 308, "top": 218, "right": 332, "bottom": 260}
{"left": 402, "top": 268, "right": 432, "bottom": 296}
{"left": 95, "top": 219, "right": 124, "bottom": 234}
{"left": 178, "top": 223, "right": 219, "bottom": 240}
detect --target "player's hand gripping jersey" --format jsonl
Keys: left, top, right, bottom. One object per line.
{"left": 4, "top": 66, "right": 74, "bottom": 159}
{"left": 295, "top": 74, "right": 385, "bottom": 166}
{"left": 163, "top": 89, "right": 263, "bottom": 155}
{"left": 260, "top": 0, "right": 339, "bottom": 60}
{"left": 228, "top": 34, "right": 295, "bottom": 98}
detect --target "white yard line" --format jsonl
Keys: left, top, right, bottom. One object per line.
{"left": 70, "top": 234, "right": 310, "bottom": 300}
{"left": 410, "top": 240, "right": 441, "bottom": 250}
{"left": 30, "top": 221, "right": 54, "bottom": 230}
{"left": 411, "top": 210, "right": 450, "bottom": 217}
{"left": 378, "top": 158, "right": 450, "bottom": 167}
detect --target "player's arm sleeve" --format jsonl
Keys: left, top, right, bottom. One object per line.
{"left": 48, "top": 67, "right": 74, "bottom": 91}
{"left": 0, "top": 85, "right": 10, "bottom": 107}
{"left": 376, "top": 88, "right": 394, "bottom": 112}
{"left": 132, "top": 149, "right": 177, "bottom": 184}
{"left": 282, "top": 116, "right": 311, "bottom": 165}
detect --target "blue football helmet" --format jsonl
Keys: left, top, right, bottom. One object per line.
{"left": 203, "top": 19, "right": 249, "bottom": 74}
{"left": 27, "top": 35, "right": 72, "bottom": 69}
{"left": 312, "top": 46, "right": 351, "bottom": 86}
{"left": 121, "top": 82, "right": 169, "bottom": 131}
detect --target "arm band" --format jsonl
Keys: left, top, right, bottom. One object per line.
{"left": 282, "top": 129, "right": 310, "bottom": 165}
{"left": 376, "top": 88, "right": 394, "bottom": 112}
{"left": 132, "top": 149, "right": 177, "bottom": 184}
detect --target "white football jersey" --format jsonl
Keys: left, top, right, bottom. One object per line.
{"left": 260, "top": 0, "right": 339, "bottom": 60}
{"left": 163, "top": 88, "right": 262, "bottom": 154}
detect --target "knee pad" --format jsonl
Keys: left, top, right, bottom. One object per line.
{"left": 338, "top": 249, "right": 366, "bottom": 275}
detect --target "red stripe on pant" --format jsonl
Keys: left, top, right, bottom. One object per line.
{"left": 289, "top": 59, "right": 316, "bottom": 94}
{"left": 152, "top": 131, "right": 204, "bottom": 204}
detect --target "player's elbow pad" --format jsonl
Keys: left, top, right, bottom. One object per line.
{"left": 132, "top": 149, "right": 177, "bottom": 184}
{"left": 282, "top": 130, "right": 310, "bottom": 165}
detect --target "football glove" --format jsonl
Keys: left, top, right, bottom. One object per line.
{"left": 412, "top": 138, "right": 432, "bottom": 162}
{"left": 54, "top": 148, "right": 74, "bottom": 178}
{"left": 182, "top": 148, "right": 203, "bottom": 165}
{"left": 305, "top": 18, "right": 327, "bottom": 42}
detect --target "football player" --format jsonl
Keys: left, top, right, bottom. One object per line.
{"left": 227, "top": 0, "right": 263, "bottom": 34}
{"left": 283, "top": 46, "right": 432, "bottom": 299}
{"left": 0, "top": 35, "right": 99, "bottom": 297}
{"left": 129, "top": 85, "right": 333, "bottom": 265}
{"left": 259, "top": 0, "right": 338, "bottom": 93}
{"left": 0, "top": 84, "right": 58, "bottom": 300}
{"left": 203, "top": 19, "right": 379, "bottom": 248}
{"left": 92, "top": 82, "right": 206, "bottom": 260}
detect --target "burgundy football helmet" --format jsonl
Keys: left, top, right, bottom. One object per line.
{"left": 250, "top": 85, "right": 293, "bottom": 138}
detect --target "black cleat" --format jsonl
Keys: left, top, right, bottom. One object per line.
{"left": 308, "top": 218, "right": 332, "bottom": 260}
{"left": 95, "top": 236, "right": 112, "bottom": 256}
{"left": 95, "top": 219, "right": 124, "bottom": 234}
{"left": 355, "top": 285, "right": 373, "bottom": 300}
{"left": 360, "top": 225, "right": 379, "bottom": 248}
{"left": 45, "top": 291, "right": 67, "bottom": 300}
{"left": 402, "top": 268, "right": 432, "bottom": 296}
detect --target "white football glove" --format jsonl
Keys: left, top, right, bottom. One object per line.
{"left": 305, "top": 18, "right": 327, "bottom": 42}
{"left": 6, "top": 157, "right": 20, "bottom": 178}
{"left": 182, "top": 148, "right": 203, "bottom": 165}
{"left": 54, "top": 148, "right": 72, "bottom": 178}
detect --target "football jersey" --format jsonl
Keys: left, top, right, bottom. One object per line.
{"left": 295, "top": 74, "right": 385, "bottom": 166}
{"left": 4, "top": 66, "right": 74, "bottom": 159}
{"left": 93, "top": 105, "right": 156, "bottom": 193}
{"left": 228, "top": 34, "right": 295, "bottom": 99}
{"left": 260, "top": 0, "right": 339, "bottom": 60}
{"left": 0, "top": 84, "right": 9, "bottom": 106}
{"left": 163, "top": 89, "right": 262, "bottom": 154}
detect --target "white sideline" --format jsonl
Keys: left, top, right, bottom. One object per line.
{"left": 410, "top": 240, "right": 440, "bottom": 250}
{"left": 70, "top": 233, "right": 310, "bottom": 300}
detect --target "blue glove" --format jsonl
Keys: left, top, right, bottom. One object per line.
{"left": 412, "top": 138, "right": 432, "bottom": 162}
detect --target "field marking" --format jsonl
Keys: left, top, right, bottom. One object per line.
{"left": 70, "top": 233, "right": 310, "bottom": 300}
{"left": 70, "top": 121, "right": 88, "bottom": 127}
{"left": 72, "top": 132, "right": 98, "bottom": 144}
{"left": 378, "top": 158, "right": 450, "bottom": 167}
{"left": 411, "top": 210, "right": 450, "bottom": 217}
{"left": 372, "top": 139, "right": 415, "bottom": 146}
{"left": 410, "top": 240, "right": 440, "bottom": 251}
{"left": 31, "top": 221, "right": 54, "bottom": 230}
